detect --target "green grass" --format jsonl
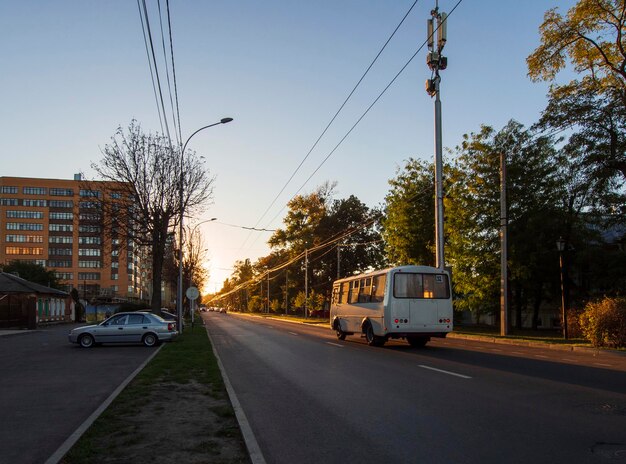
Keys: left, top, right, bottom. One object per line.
{"left": 61, "top": 322, "right": 228, "bottom": 463}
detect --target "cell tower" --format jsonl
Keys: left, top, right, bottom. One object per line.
{"left": 426, "top": 5, "right": 447, "bottom": 270}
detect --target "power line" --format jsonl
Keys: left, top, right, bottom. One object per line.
{"left": 239, "top": 0, "right": 422, "bottom": 251}
{"left": 255, "top": 0, "right": 466, "bottom": 239}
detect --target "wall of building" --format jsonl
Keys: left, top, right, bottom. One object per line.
{"left": 0, "top": 176, "right": 146, "bottom": 302}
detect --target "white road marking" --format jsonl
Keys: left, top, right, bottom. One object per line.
{"left": 534, "top": 355, "right": 549, "bottom": 359}
{"left": 594, "top": 362, "right": 612, "bottom": 367}
{"left": 289, "top": 332, "right": 299, "bottom": 336}
{"left": 419, "top": 365, "right": 472, "bottom": 379}
{"left": 326, "top": 342, "right": 344, "bottom": 348}
{"left": 562, "top": 358, "right": 578, "bottom": 362}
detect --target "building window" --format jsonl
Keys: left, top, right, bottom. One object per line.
{"left": 49, "top": 248, "right": 73, "bottom": 256}
{"left": 0, "top": 199, "right": 19, "bottom": 206}
{"left": 111, "top": 262, "right": 119, "bottom": 269}
{"left": 79, "top": 213, "right": 100, "bottom": 221}
{"left": 79, "top": 260, "right": 101, "bottom": 268}
{"left": 50, "top": 188, "right": 74, "bottom": 196}
{"left": 1, "top": 186, "right": 18, "bottom": 194}
{"left": 6, "top": 223, "right": 44, "bottom": 231}
{"left": 49, "top": 212, "right": 73, "bottom": 220}
{"left": 49, "top": 235, "right": 73, "bottom": 244}
{"left": 78, "top": 272, "right": 101, "bottom": 280}
{"left": 54, "top": 272, "right": 73, "bottom": 280}
{"left": 49, "top": 200, "right": 73, "bottom": 208}
{"left": 78, "top": 236, "right": 101, "bottom": 245}
{"left": 23, "top": 187, "right": 47, "bottom": 195}
{"left": 48, "top": 260, "right": 72, "bottom": 268}
{"left": 79, "top": 248, "right": 101, "bottom": 257}
{"left": 5, "top": 234, "right": 43, "bottom": 243}
{"left": 22, "top": 199, "right": 47, "bottom": 207}
{"left": 79, "top": 225, "right": 100, "bottom": 233}
{"left": 111, "top": 273, "right": 119, "bottom": 280}
{"left": 79, "top": 189, "right": 100, "bottom": 198}
{"left": 5, "top": 246, "right": 43, "bottom": 255}
{"left": 7, "top": 211, "right": 44, "bottom": 219}
{"left": 49, "top": 224, "right": 73, "bottom": 232}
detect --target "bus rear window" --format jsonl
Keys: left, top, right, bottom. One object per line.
{"left": 393, "top": 273, "right": 450, "bottom": 299}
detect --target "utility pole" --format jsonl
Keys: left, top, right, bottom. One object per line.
{"left": 426, "top": 3, "right": 448, "bottom": 270}
{"left": 500, "top": 152, "right": 509, "bottom": 335}
{"left": 304, "top": 249, "right": 308, "bottom": 319}
{"left": 266, "top": 270, "right": 270, "bottom": 313}
{"left": 337, "top": 244, "right": 341, "bottom": 280}
{"left": 285, "top": 270, "right": 289, "bottom": 315}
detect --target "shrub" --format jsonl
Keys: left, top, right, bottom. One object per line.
{"left": 579, "top": 297, "right": 626, "bottom": 348}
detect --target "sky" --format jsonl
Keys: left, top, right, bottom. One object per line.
{"left": 0, "top": 0, "right": 578, "bottom": 294}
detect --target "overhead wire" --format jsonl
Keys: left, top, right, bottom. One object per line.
{"left": 136, "top": 0, "right": 165, "bottom": 135}
{"left": 257, "top": 0, "right": 466, "bottom": 236}
{"left": 157, "top": 0, "right": 181, "bottom": 148}
{"left": 239, "top": 0, "right": 423, "bottom": 251}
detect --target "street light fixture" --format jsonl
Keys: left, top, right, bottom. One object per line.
{"left": 178, "top": 118, "right": 232, "bottom": 333}
{"left": 556, "top": 236, "right": 568, "bottom": 339}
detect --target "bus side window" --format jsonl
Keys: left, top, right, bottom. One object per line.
{"left": 358, "top": 278, "right": 372, "bottom": 303}
{"left": 349, "top": 280, "right": 360, "bottom": 304}
{"left": 371, "top": 274, "right": 386, "bottom": 302}
{"left": 340, "top": 282, "right": 350, "bottom": 303}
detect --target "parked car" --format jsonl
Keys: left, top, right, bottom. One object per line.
{"left": 68, "top": 311, "right": 178, "bottom": 348}
{"left": 160, "top": 309, "right": 185, "bottom": 329}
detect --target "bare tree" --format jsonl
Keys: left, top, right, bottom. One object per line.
{"left": 91, "top": 120, "right": 214, "bottom": 312}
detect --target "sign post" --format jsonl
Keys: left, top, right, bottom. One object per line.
{"left": 186, "top": 286, "right": 200, "bottom": 330}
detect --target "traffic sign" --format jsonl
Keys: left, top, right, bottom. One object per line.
{"left": 186, "top": 286, "right": 200, "bottom": 301}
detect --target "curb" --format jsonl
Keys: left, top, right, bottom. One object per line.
{"left": 204, "top": 323, "right": 266, "bottom": 464}
{"left": 44, "top": 345, "right": 163, "bottom": 464}
{"left": 447, "top": 332, "right": 625, "bottom": 357}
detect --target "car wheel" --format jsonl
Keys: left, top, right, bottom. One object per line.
{"left": 142, "top": 333, "right": 158, "bottom": 347}
{"left": 364, "top": 322, "right": 385, "bottom": 347}
{"left": 79, "top": 334, "right": 95, "bottom": 348}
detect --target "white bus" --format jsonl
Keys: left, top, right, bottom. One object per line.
{"left": 329, "top": 265, "right": 453, "bottom": 347}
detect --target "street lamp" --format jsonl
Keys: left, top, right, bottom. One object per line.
{"left": 556, "top": 236, "right": 568, "bottom": 339}
{"left": 178, "top": 118, "right": 232, "bottom": 333}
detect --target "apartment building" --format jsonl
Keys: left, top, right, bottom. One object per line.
{"left": 0, "top": 175, "right": 149, "bottom": 302}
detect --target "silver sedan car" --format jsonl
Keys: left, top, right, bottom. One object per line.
{"left": 68, "top": 311, "right": 178, "bottom": 348}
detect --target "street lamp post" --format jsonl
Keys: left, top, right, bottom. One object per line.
{"left": 178, "top": 118, "right": 232, "bottom": 333}
{"left": 556, "top": 236, "right": 568, "bottom": 340}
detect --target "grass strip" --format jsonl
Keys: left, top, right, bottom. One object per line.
{"left": 61, "top": 322, "right": 232, "bottom": 463}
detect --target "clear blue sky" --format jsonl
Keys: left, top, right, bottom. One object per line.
{"left": 0, "top": 0, "right": 576, "bottom": 293}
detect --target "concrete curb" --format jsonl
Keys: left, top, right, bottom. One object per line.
{"left": 44, "top": 345, "right": 163, "bottom": 464}
{"left": 447, "top": 332, "right": 626, "bottom": 357}
{"left": 204, "top": 323, "right": 266, "bottom": 464}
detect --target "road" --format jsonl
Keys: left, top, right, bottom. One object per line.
{"left": 0, "top": 324, "right": 158, "bottom": 464}
{"left": 205, "top": 312, "right": 626, "bottom": 464}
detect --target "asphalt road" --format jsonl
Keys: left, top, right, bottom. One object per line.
{"left": 0, "top": 324, "right": 158, "bottom": 464}
{"left": 205, "top": 313, "right": 626, "bottom": 464}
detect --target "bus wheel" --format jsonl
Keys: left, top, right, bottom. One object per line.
{"left": 335, "top": 323, "right": 346, "bottom": 341}
{"left": 364, "top": 323, "right": 385, "bottom": 347}
{"left": 407, "top": 336, "right": 428, "bottom": 348}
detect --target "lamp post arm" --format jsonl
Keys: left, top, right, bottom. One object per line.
{"left": 182, "top": 122, "right": 222, "bottom": 156}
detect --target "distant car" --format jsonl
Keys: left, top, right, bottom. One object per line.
{"left": 219, "top": 308, "right": 227, "bottom": 314}
{"left": 68, "top": 311, "right": 178, "bottom": 348}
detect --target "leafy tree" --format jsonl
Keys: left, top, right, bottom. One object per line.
{"left": 2, "top": 261, "right": 61, "bottom": 289}
{"left": 527, "top": 0, "right": 626, "bottom": 100}
{"left": 528, "top": 0, "right": 626, "bottom": 201}
{"left": 382, "top": 158, "right": 435, "bottom": 266}
{"left": 91, "top": 120, "right": 214, "bottom": 312}
{"left": 446, "top": 121, "right": 565, "bottom": 326}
